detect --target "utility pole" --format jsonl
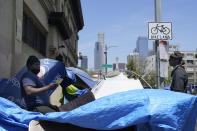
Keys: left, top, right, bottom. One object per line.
{"left": 104, "top": 45, "right": 107, "bottom": 75}
{"left": 155, "top": 0, "right": 162, "bottom": 89}
{"left": 104, "top": 45, "right": 117, "bottom": 75}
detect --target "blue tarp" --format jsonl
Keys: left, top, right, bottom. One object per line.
{"left": 164, "top": 86, "right": 170, "bottom": 90}
{"left": 0, "top": 89, "right": 196, "bottom": 131}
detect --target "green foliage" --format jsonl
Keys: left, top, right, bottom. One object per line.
{"left": 126, "top": 58, "right": 172, "bottom": 87}
{"left": 142, "top": 72, "right": 156, "bottom": 87}
{"left": 126, "top": 58, "right": 138, "bottom": 72}
{"left": 126, "top": 58, "right": 142, "bottom": 79}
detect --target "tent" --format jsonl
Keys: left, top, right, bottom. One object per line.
{"left": 66, "top": 67, "right": 96, "bottom": 89}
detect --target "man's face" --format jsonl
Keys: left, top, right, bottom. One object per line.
{"left": 30, "top": 62, "right": 40, "bottom": 74}
{"left": 169, "top": 57, "right": 179, "bottom": 67}
{"left": 169, "top": 57, "right": 174, "bottom": 66}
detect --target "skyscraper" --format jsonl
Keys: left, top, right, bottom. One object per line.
{"left": 94, "top": 32, "right": 105, "bottom": 73}
{"left": 135, "top": 36, "right": 148, "bottom": 73}
{"left": 136, "top": 36, "right": 148, "bottom": 58}
{"left": 81, "top": 56, "right": 88, "bottom": 70}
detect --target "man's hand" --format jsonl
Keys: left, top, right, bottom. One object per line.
{"left": 48, "top": 83, "right": 58, "bottom": 90}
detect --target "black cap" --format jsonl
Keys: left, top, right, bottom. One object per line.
{"left": 26, "top": 56, "right": 40, "bottom": 68}
{"left": 170, "top": 51, "right": 183, "bottom": 59}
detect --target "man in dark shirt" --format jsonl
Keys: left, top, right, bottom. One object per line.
{"left": 20, "top": 56, "right": 58, "bottom": 114}
{"left": 169, "top": 51, "right": 188, "bottom": 93}
{"left": 21, "top": 56, "right": 95, "bottom": 114}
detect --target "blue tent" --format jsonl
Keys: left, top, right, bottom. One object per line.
{"left": 0, "top": 89, "right": 196, "bottom": 131}
{"left": 66, "top": 67, "right": 96, "bottom": 89}
{"left": 0, "top": 59, "right": 66, "bottom": 106}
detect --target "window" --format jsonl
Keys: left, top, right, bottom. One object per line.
{"left": 22, "top": 12, "right": 46, "bottom": 56}
{"left": 187, "top": 73, "right": 194, "bottom": 78}
{"left": 186, "top": 53, "right": 193, "bottom": 59}
{"left": 186, "top": 66, "right": 194, "bottom": 72}
{"left": 188, "top": 79, "right": 194, "bottom": 85}
{"left": 187, "top": 60, "right": 193, "bottom": 65}
{"left": 195, "top": 54, "right": 197, "bottom": 58}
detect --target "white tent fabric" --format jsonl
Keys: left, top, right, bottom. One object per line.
{"left": 92, "top": 73, "right": 144, "bottom": 99}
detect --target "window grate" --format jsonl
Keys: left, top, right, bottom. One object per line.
{"left": 22, "top": 12, "right": 46, "bottom": 56}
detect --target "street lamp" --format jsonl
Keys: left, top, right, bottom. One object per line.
{"left": 104, "top": 45, "right": 117, "bottom": 75}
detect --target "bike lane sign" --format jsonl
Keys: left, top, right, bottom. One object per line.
{"left": 148, "top": 22, "right": 172, "bottom": 40}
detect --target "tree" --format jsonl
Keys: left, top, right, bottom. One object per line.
{"left": 126, "top": 58, "right": 157, "bottom": 88}
{"left": 126, "top": 58, "right": 142, "bottom": 79}
{"left": 142, "top": 72, "right": 156, "bottom": 87}
{"left": 126, "top": 58, "right": 141, "bottom": 73}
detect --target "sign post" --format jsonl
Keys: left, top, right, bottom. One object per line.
{"left": 148, "top": 21, "right": 172, "bottom": 89}
{"left": 149, "top": 0, "right": 172, "bottom": 89}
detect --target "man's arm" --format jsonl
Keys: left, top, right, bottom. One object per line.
{"left": 24, "top": 83, "right": 57, "bottom": 96}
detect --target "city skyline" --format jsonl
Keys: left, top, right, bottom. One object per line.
{"left": 78, "top": 0, "right": 197, "bottom": 70}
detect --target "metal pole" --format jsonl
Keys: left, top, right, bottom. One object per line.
{"left": 155, "top": 0, "right": 162, "bottom": 89}
{"left": 105, "top": 45, "right": 107, "bottom": 75}
{"left": 155, "top": 40, "right": 160, "bottom": 89}
{"left": 155, "top": 0, "right": 162, "bottom": 22}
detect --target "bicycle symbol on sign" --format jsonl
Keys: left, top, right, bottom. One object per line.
{"left": 151, "top": 24, "right": 170, "bottom": 35}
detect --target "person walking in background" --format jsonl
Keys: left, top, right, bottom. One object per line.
{"left": 169, "top": 51, "right": 188, "bottom": 93}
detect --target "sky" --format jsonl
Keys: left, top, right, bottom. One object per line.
{"left": 78, "top": 0, "right": 197, "bottom": 70}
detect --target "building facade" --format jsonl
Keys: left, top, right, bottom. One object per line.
{"left": 81, "top": 56, "right": 88, "bottom": 70}
{"left": 94, "top": 32, "right": 105, "bottom": 73}
{"left": 0, "top": 0, "right": 84, "bottom": 78}
{"left": 136, "top": 36, "right": 148, "bottom": 58}
{"left": 145, "top": 55, "right": 156, "bottom": 73}
{"left": 113, "top": 63, "right": 126, "bottom": 72}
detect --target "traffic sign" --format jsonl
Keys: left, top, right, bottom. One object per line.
{"left": 101, "top": 64, "right": 113, "bottom": 68}
{"left": 148, "top": 22, "right": 172, "bottom": 40}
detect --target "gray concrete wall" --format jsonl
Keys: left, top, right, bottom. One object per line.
{"left": 0, "top": 0, "right": 15, "bottom": 78}
{"left": 24, "top": 0, "right": 49, "bottom": 32}
{"left": 13, "top": 0, "right": 24, "bottom": 75}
